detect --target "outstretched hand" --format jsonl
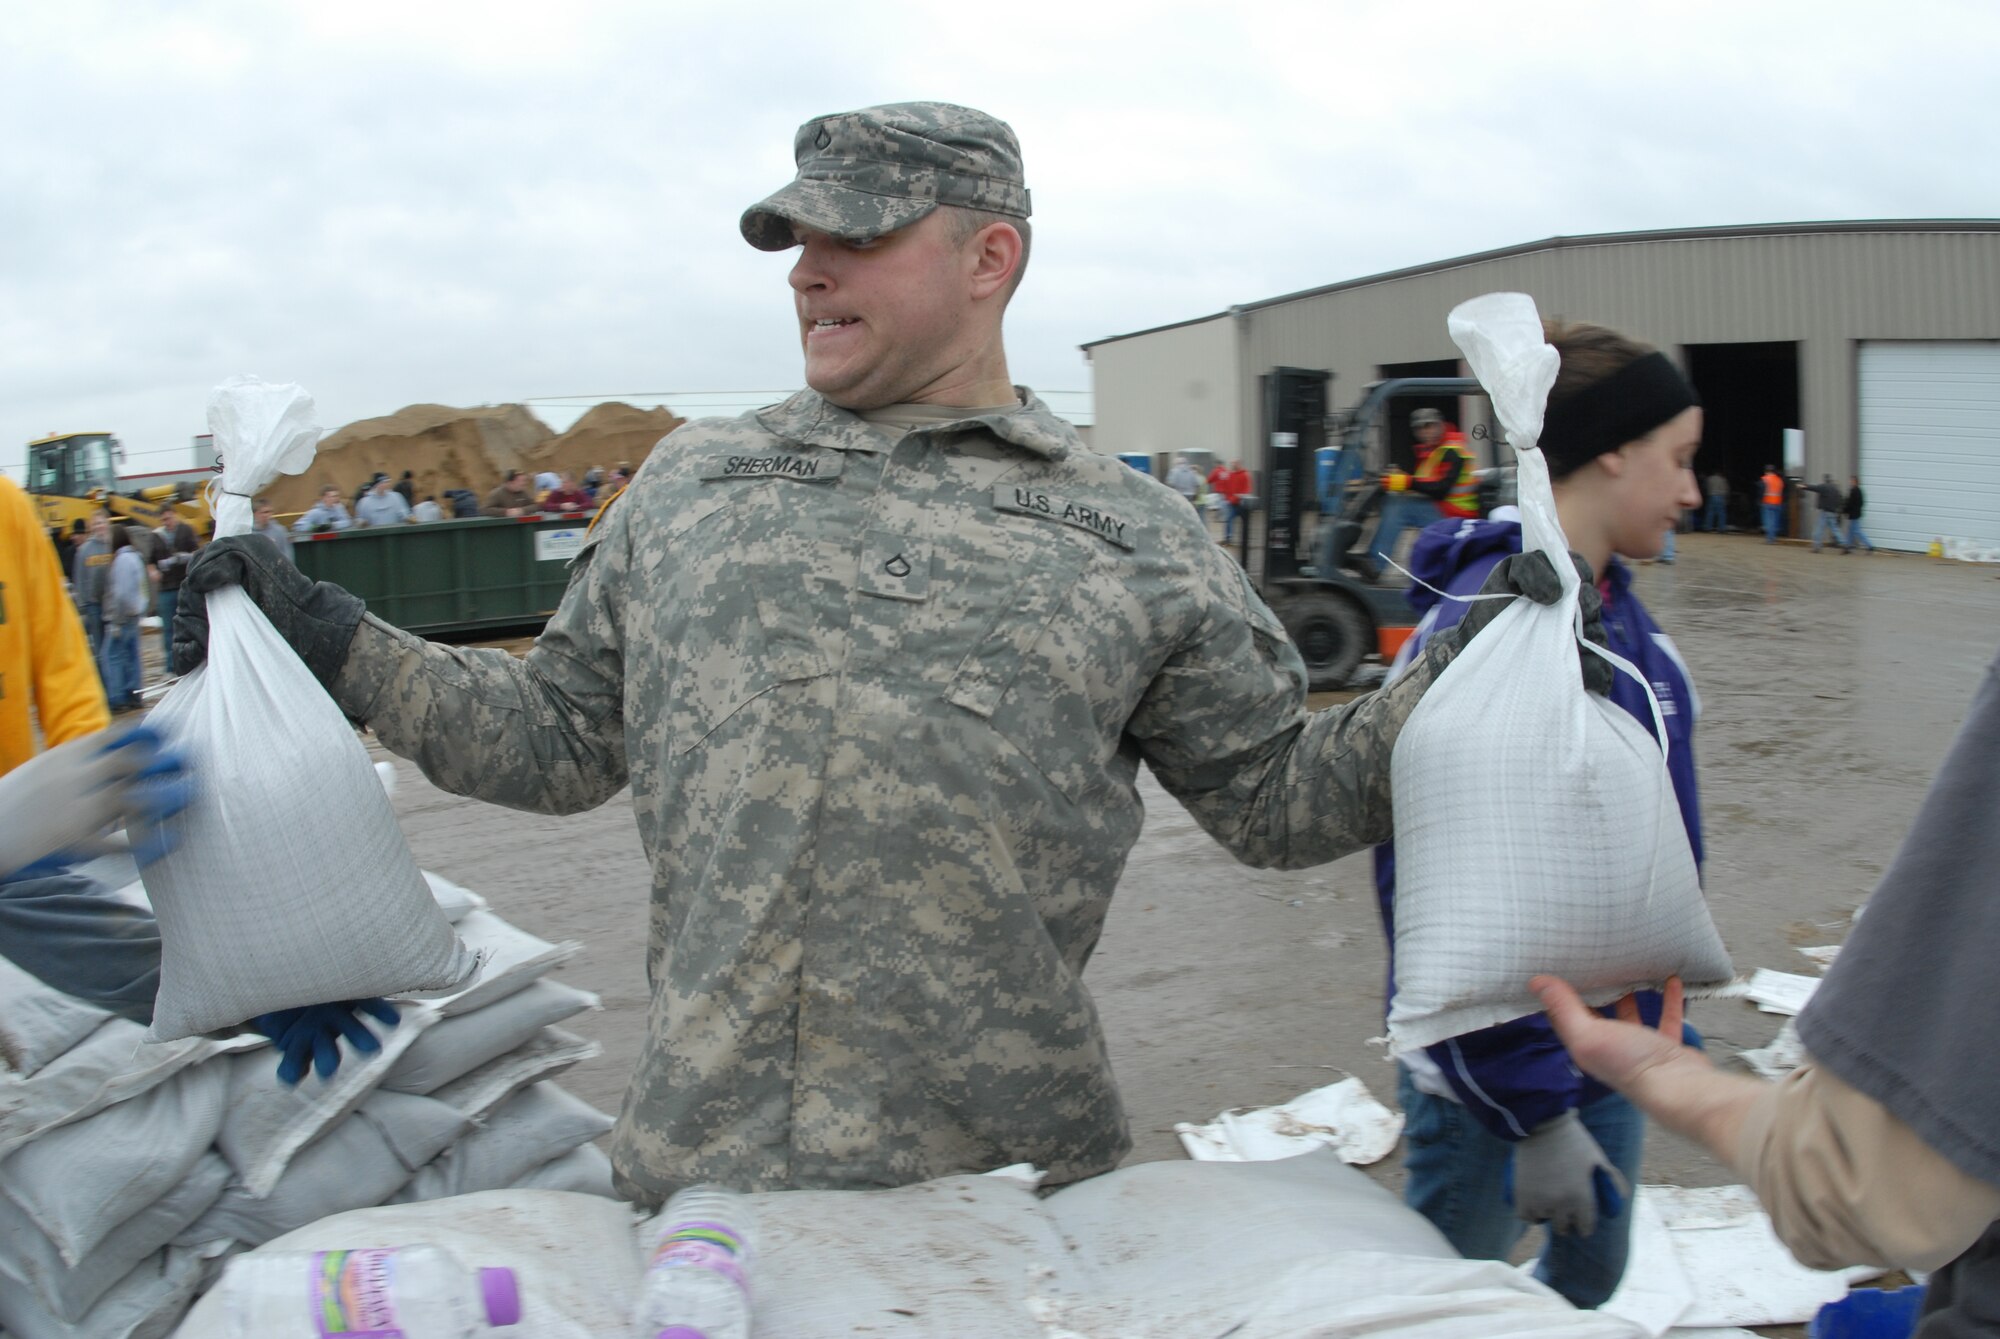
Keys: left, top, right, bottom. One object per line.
{"left": 1530, "top": 974, "right": 1708, "bottom": 1094}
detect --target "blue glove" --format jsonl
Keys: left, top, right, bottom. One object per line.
{"left": 253, "top": 999, "right": 401, "bottom": 1085}
{"left": 0, "top": 725, "right": 193, "bottom": 877}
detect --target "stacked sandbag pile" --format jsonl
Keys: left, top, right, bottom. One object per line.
{"left": 0, "top": 869, "right": 617, "bottom": 1339}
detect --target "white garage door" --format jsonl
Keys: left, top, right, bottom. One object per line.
{"left": 1858, "top": 341, "right": 2000, "bottom": 553}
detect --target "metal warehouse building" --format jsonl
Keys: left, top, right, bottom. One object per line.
{"left": 1083, "top": 220, "right": 2000, "bottom": 552}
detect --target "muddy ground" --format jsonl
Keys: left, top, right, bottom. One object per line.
{"left": 361, "top": 534, "right": 1994, "bottom": 1317}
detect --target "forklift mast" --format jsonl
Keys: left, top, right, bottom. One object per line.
{"left": 1259, "top": 367, "right": 1331, "bottom": 583}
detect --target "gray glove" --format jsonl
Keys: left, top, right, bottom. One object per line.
{"left": 0, "top": 726, "right": 194, "bottom": 878}
{"left": 172, "top": 534, "right": 366, "bottom": 687}
{"left": 1436, "top": 550, "right": 1614, "bottom": 697}
{"left": 1512, "top": 1110, "right": 1629, "bottom": 1238}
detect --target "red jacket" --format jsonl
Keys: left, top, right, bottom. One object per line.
{"left": 1208, "top": 467, "right": 1252, "bottom": 504}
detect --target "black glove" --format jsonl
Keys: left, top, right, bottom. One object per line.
{"left": 1444, "top": 549, "right": 1614, "bottom": 697}
{"left": 172, "top": 534, "right": 366, "bottom": 686}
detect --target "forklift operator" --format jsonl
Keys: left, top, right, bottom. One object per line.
{"left": 1360, "top": 407, "right": 1480, "bottom": 581}
{"left": 171, "top": 100, "right": 1594, "bottom": 1208}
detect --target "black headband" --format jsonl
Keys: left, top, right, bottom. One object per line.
{"left": 1538, "top": 352, "right": 1699, "bottom": 476}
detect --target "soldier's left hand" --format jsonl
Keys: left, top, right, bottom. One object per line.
{"left": 1455, "top": 550, "right": 1614, "bottom": 696}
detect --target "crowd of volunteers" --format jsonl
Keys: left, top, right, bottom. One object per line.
{"left": 4, "top": 99, "right": 1991, "bottom": 1333}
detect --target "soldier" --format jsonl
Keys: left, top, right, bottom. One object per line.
{"left": 173, "top": 101, "right": 1595, "bottom": 1207}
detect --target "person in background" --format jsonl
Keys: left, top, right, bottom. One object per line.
{"left": 1703, "top": 470, "right": 1729, "bottom": 531}
{"left": 293, "top": 485, "right": 354, "bottom": 536}
{"left": 1375, "top": 320, "right": 1707, "bottom": 1309}
{"left": 355, "top": 473, "right": 413, "bottom": 527}
{"left": 583, "top": 466, "right": 606, "bottom": 498}
{"left": 1760, "top": 463, "right": 1785, "bottom": 543}
{"left": 540, "top": 471, "right": 595, "bottom": 515}
{"left": 533, "top": 469, "right": 562, "bottom": 497}
{"left": 394, "top": 470, "right": 416, "bottom": 507}
{"left": 1362, "top": 408, "right": 1478, "bottom": 582}
{"left": 252, "top": 497, "right": 295, "bottom": 562}
{"left": 1207, "top": 457, "right": 1252, "bottom": 543}
{"left": 1165, "top": 454, "right": 1202, "bottom": 510}
{"left": 411, "top": 494, "right": 446, "bottom": 524}
{"left": 482, "top": 469, "right": 537, "bottom": 518}
{"left": 1809, "top": 473, "right": 1848, "bottom": 553}
{"left": 72, "top": 509, "right": 112, "bottom": 663}
{"left": 151, "top": 513, "right": 199, "bottom": 635}
{"left": 1535, "top": 644, "right": 2000, "bottom": 1336}
{"left": 99, "top": 525, "right": 148, "bottom": 712}
{"left": 1841, "top": 475, "right": 1876, "bottom": 554}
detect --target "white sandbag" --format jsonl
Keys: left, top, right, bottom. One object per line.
{"left": 0, "top": 1153, "right": 228, "bottom": 1323}
{"left": 172, "top": 1190, "right": 641, "bottom": 1339}
{"left": 138, "top": 378, "right": 479, "bottom": 1041}
{"left": 0, "top": 1245, "right": 206, "bottom": 1339}
{"left": 177, "top": 1090, "right": 466, "bottom": 1250}
{"left": 428, "top": 1025, "right": 600, "bottom": 1122}
{"left": 1386, "top": 293, "right": 1732, "bottom": 1051}
{"left": 214, "top": 1004, "right": 437, "bottom": 1198}
{"left": 0, "top": 1059, "right": 226, "bottom": 1266}
{"left": 382, "top": 979, "right": 598, "bottom": 1096}
{"left": 511, "top": 1142, "right": 618, "bottom": 1199}
{"left": 0, "top": 1020, "right": 256, "bottom": 1161}
{"left": 0, "top": 953, "right": 111, "bottom": 1076}
{"left": 422, "top": 869, "right": 488, "bottom": 923}
{"left": 392, "top": 1082, "right": 613, "bottom": 1204}
{"left": 420, "top": 909, "right": 580, "bottom": 1018}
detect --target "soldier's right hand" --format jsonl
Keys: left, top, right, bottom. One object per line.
{"left": 172, "top": 534, "right": 367, "bottom": 689}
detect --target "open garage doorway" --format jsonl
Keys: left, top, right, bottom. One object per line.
{"left": 1376, "top": 358, "right": 1463, "bottom": 472}
{"left": 1683, "top": 342, "right": 1800, "bottom": 530}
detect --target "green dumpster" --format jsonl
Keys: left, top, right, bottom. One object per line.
{"left": 292, "top": 514, "right": 591, "bottom": 637}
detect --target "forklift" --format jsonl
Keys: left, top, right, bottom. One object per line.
{"left": 1244, "top": 371, "right": 1497, "bottom": 690}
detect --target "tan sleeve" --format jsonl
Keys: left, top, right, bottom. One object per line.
{"left": 1736, "top": 1057, "right": 2000, "bottom": 1272}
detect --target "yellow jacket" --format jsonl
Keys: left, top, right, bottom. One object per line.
{"left": 2, "top": 476, "right": 109, "bottom": 774}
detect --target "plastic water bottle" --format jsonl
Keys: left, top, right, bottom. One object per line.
{"left": 218, "top": 1244, "right": 522, "bottom": 1336}
{"left": 634, "top": 1185, "right": 756, "bottom": 1339}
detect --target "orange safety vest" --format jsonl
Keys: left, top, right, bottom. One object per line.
{"left": 1415, "top": 430, "right": 1482, "bottom": 519}
{"left": 1761, "top": 472, "right": 1784, "bottom": 506}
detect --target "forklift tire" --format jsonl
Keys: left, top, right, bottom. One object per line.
{"left": 1278, "top": 589, "right": 1372, "bottom": 692}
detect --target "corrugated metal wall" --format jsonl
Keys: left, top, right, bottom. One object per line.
{"left": 1089, "top": 227, "right": 2000, "bottom": 481}
{"left": 1083, "top": 314, "right": 1238, "bottom": 462}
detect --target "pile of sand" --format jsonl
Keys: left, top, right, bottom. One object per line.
{"left": 262, "top": 401, "right": 683, "bottom": 514}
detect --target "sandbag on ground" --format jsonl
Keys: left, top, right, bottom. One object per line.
{"left": 382, "top": 978, "right": 597, "bottom": 1095}
{"left": 0, "top": 1020, "right": 254, "bottom": 1161}
{"left": 0, "top": 1058, "right": 226, "bottom": 1266}
{"left": 0, "top": 1153, "right": 229, "bottom": 1323}
{"left": 0, "top": 1244, "right": 208, "bottom": 1339}
{"left": 512, "top": 1142, "right": 616, "bottom": 1198}
{"left": 178, "top": 1090, "right": 466, "bottom": 1249}
{"left": 423, "top": 909, "right": 580, "bottom": 1017}
{"left": 0, "top": 952, "right": 112, "bottom": 1075}
{"left": 213, "top": 1002, "right": 436, "bottom": 1197}
{"left": 429, "top": 1025, "right": 600, "bottom": 1121}
{"left": 391, "top": 1083, "right": 611, "bottom": 1203}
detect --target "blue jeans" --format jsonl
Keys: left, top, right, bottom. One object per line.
{"left": 0, "top": 869, "right": 160, "bottom": 1022}
{"left": 1761, "top": 502, "right": 1783, "bottom": 542}
{"left": 100, "top": 622, "right": 142, "bottom": 708}
{"left": 1217, "top": 499, "right": 1239, "bottom": 543}
{"left": 81, "top": 603, "right": 104, "bottom": 660}
{"left": 1703, "top": 495, "right": 1727, "bottom": 531}
{"left": 1369, "top": 495, "right": 1441, "bottom": 570}
{"left": 1812, "top": 512, "right": 1846, "bottom": 551}
{"left": 156, "top": 587, "right": 178, "bottom": 633}
{"left": 1845, "top": 517, "right": 1874, "bottom": 551}
{"left": 1398, "top": 1066, "right": 1645, "bottom": 1310}
{"left": 1661, "top": 525, "right": 1677, "bottom": 562}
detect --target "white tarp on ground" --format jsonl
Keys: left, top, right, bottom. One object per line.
{"left": 1173, "top": 1076, "right": 1404, "bottom": 1165}
{"left": 176, "top": 1155, "right": 1649, "bottom": 1338}
{"left": 1601, "top": 1185, "right": 1873, "bottom": 1332}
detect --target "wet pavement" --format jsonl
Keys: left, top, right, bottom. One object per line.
{"left": 349, "top": 534, "right": 1997, "bottom": 1209}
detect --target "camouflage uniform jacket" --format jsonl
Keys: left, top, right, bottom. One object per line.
{"left": 332, "top": 388, "right": 1458, "bottom": 1204}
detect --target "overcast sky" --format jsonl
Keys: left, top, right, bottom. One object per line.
{"left": 5, "top": 0, "right": 1995, "bottom": 479}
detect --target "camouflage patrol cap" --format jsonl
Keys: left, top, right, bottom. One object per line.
{"left": 740, "top": 101, "right": 1031, "bottom": 251}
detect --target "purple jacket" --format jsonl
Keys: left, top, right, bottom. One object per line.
{"left": 1377, "top": 514, "right": 1704, "bottom": 1139}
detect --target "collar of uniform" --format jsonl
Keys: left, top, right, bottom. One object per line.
{"left": 754, "top": 386, "right": 1078, "bottom": 460}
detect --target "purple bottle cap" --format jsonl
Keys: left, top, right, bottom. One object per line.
{"left": 479, "top": 1267, "right": 522, "bottom": 1327}
{"left": 656, "top": 1329, "right": 711, "bottom": 1339}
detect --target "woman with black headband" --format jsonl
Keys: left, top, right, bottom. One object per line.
{"left": 1371, "top": 320, "right": 1704, "bottom": 1309}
